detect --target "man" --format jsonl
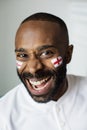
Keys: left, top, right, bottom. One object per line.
{"left": 0, "top": 12, "right": 87, "bottom": 130}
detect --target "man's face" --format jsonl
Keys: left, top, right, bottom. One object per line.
{"left": 15, "top": 20, "right": 70, "bottom": 103}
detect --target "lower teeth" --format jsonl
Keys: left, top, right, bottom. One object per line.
{"left": 32, "top": 85, "right": 46, "bottom": 91}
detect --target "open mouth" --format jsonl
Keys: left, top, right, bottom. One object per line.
{"left": 25, "top": 76, "right": 54, "bottom": 95}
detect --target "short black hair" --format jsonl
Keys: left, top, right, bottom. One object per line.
{"left": 21, "top": 12, "right": 69, "bottom": 43}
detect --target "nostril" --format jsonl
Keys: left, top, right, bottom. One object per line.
{"left": 27, "top": 59, "right": 44, "bottom": 74}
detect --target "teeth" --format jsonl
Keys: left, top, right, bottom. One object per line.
{"left": 29, "top": 77, "right": 48, "bottom": 86}
{"left": 32, "top": 85, "right": 46, "bottom": 91}
{"left": 29, "top": 77, "right": 49, "bottom": 91}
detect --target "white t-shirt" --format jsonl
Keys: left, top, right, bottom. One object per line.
{"left": 0, "top": 75, "right": 87, "bottom": 130}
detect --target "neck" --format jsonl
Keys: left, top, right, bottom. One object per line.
{"left": 52, "top": 77, "right": 68, "bottom": 101}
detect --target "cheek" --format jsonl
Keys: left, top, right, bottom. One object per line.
{"left": 42, "top": 60, "right": 53, "bottom": 69}
{"left": 16, "top": 60, "right": 26, "bottom": 74}
{"left": 51, "top": 56, "right": 63, "bottom": 68}
{"left": 16, "top": 60, "right": 23, "bottom": 69}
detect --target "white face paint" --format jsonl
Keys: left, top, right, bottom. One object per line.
{"left": 16, "top": 60, "right": 23, "bottom": 69}
{"left": 51, "top": 56, "right": 63, "bottom": 68}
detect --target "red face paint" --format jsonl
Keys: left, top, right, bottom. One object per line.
{"left": 16, "top": 60, "right": 23, "bottom": 69}
{"left": 51, "top": 56, "right": 63, "bottom": 68}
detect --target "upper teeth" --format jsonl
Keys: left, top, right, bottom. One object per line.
{"left": 29, "top": 77, "right": 48, "bottom": 86}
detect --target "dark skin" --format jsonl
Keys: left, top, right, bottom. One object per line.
{"left": 15, "top": 20, "right": 73, "bottom": 102}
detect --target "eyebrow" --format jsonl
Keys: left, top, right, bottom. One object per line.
{"left": 15, "top": 45, "right": 56, "bottom": 53}
{"left": 37, "top": 45, "right": 56, "bottom": 51}
{"left": 15, "top": 48, "right": 26, "bottom": 52}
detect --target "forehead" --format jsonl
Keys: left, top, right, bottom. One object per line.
{"left": 17, "top": 20, "right": 61, "bottom": 33}
{"left": 15, "top": 20, "right": 63, "bottom": 51}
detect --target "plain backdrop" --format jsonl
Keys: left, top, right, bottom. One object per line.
{"left": 0, "top": 0, "right": 87, "bottom": 96}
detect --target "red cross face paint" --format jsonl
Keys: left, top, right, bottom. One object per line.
{"left": 51, "top": 56, "right": 63, "bottom": 68}
{"left": 16, "top": 60, "right": 23, "bottom": 69}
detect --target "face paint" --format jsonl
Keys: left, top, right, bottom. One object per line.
{"left": 16, "top": 60, "right": 23, "bottom": 69}
{"left": 51, "top": 56, "right": 63, "bottom": 68}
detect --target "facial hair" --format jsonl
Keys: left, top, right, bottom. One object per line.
{"left": 17, "top": 60, "right": 67, "bottom": 103}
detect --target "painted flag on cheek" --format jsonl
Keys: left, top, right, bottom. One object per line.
{"left": 51, "top": 56, "right": 63, "bottom": 68}
{"left": 16, "top": 60, "right": 23, "bottom": 69}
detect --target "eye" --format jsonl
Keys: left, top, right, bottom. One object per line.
{"left": 40, "top": 50, "right": 55, "bottom": 58}
{"left": 17, "top": 53, "right": 28, "bottom": 59}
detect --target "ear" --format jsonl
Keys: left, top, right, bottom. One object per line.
{"left": 65, "top": 45, "right": 73, "bottom": 64}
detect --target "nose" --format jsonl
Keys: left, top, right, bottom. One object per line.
{"left": 27, "top": 58, "right": 44, "bottom": 74}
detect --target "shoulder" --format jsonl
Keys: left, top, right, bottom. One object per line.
{"left": 0, "top": 84, "right": 23, "bottom": 128}
{"left": 0, "top": 84, "right": 23, "bottom": 114}
{"left": 67, "top": 74, "right": 87, "bottom": 87}
{"left": 0, "top": 83, "right": 22, "bottom": 103}
{"left": 0, "top": 83, "right": 32, "bottom": 129}
{"left": 67, "top": 74, "right": 87, "bottom": 81}
{"left": 67, "top": 74, "right": 87, "bottom": 100}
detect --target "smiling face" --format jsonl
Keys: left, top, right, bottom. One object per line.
{"left": 15, "top": 20, "right": 73, "bottom": 103}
